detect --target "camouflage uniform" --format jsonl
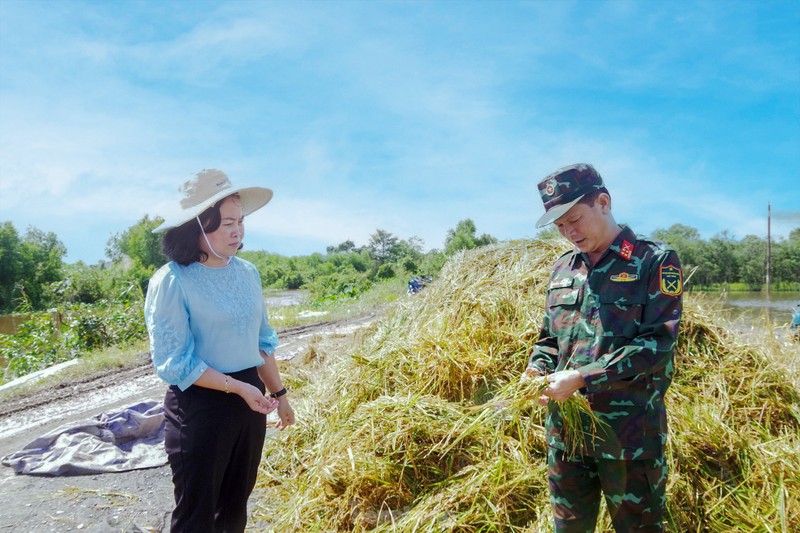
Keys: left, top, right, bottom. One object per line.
{"left": 529, "top": 164, "right": 683, "bottom": 532}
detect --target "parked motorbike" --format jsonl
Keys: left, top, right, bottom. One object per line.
{"left": 407, "top": 275, "right": 433, "bottom": 295}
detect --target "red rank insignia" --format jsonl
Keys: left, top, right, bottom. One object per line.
{"left": 620, "top": 240, "right": 633, "bottom": 261}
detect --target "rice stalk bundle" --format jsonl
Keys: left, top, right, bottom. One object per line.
{"left": 256, "top": 240, "right": 800, "bottom": 532}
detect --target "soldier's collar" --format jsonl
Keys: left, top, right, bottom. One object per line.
{"left": 608, "top": 226, "right": 638, "bottom": 261}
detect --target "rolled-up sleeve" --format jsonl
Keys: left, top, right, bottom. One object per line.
{"left": 144, "top": 265, "right": 208, "bottom": 390}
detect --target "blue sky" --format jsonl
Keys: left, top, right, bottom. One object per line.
{"left": 1, "top": 0, "right": 798, "bottom": 264}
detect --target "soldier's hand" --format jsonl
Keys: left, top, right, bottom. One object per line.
{"left": 520, "top": 366, "right": 540, "bottom": 382}
{"left": 521, "top": 367, "right": 551, "bottom": 406}
{"left": 542, "top": 370, "right": 586, "bottom": 403}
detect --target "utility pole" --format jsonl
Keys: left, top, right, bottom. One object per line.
{"left": 766, "top": 203, "right": 771, "bottom": 296}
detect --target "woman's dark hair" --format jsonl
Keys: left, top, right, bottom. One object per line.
{"left": 162, "top": 194, "right": 240, "bottom": 265}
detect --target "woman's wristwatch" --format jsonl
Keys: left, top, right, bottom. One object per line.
{"left": 270, "top": 387, "right": 287, "bottom": 399}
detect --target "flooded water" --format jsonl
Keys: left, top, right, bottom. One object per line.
{"left": 0, "top": 314, "right": 30, "bottom": 335}
{"left": 264, "top": 289, "right": 309, "bottom": 307}
{"left": 714, "top": 291, "right": 799, "bottom": 327}
{"left": 0, "top": 315, "right": 30, "bottom": 368}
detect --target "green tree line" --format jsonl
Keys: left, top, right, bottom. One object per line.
{"left": 1, "top": 217, "right": 496, "bottom": 380}
{"left": 1, "top": 218, "right": 797, "bottom": 382}
{"left": 2, "top": 218, "right": 798, "bottom": 314}
{"left": 0, "top": 217, "right": 497, "bottom": 313}
{"left": 651, "top": 224, "right": 800, "bottom": 290}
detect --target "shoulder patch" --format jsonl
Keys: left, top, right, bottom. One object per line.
{"left": 659, "top": 265, "right": 683, "bottom": 296}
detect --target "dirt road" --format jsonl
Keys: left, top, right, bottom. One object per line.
{"left": 0, "top": 314, "right": 376, "bottom": 532}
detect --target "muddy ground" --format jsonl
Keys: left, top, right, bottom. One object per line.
{"left": 0, "top": 314, "right": 377, "bottom": 532}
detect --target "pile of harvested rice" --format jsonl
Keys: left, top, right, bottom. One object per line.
{"left": 256, "top": 239, "right": 800, "bottom": 532}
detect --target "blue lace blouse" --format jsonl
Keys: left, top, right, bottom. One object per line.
{"left": 144, "top": 256, "right": 279, "bottom": 391}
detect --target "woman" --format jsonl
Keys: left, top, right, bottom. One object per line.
{"left": 144, "top": 169, "right": 294, "bottom": 532}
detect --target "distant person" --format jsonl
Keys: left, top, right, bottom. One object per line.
{"left": 792, "top": 301, "right": 800, "bottom": 339}
{"left": 523, "top": 163, "right": 683, "bottom": 532}
{"left": 144, "top": 169, "right": 295, "bottom": 533}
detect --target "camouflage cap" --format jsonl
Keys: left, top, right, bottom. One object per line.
{"left": 535, "top": 163, "right": 605, "bottom": 227}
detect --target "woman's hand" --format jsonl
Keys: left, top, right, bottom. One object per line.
{"left": 274, "top": 396, "right": 295, "bottom": 430}
{"left": 236, "top": 382, "right": 278, "bottom": 415}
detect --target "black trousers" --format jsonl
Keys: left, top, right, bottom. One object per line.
{"left": 163, "top": 367, "right": 267, "bottom": 533}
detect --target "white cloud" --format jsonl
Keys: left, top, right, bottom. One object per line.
{"left": 1, "top": 1, "right": 798, "bottom": 264}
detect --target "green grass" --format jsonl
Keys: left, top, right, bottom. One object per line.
{"left": 268, "top": 279, "right": 407, "bottom": 329}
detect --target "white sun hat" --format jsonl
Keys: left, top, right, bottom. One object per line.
{"left": 153, "top": 169, "right": 273, "bottom": 233}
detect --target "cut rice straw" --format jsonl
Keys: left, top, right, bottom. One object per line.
{"left": 255, "top": 239, "right": 800, "bottom": 532}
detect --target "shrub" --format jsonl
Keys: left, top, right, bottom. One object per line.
{"left": 0, "top": 299, "right": 147, "bottom": 383}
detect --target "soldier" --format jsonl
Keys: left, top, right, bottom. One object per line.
{"left": 524, "top": 164, "right": 683, "bottom": 532}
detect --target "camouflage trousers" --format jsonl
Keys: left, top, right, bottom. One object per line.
{"left": 547, "top": 447, "right": 668, "bottom": 532}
